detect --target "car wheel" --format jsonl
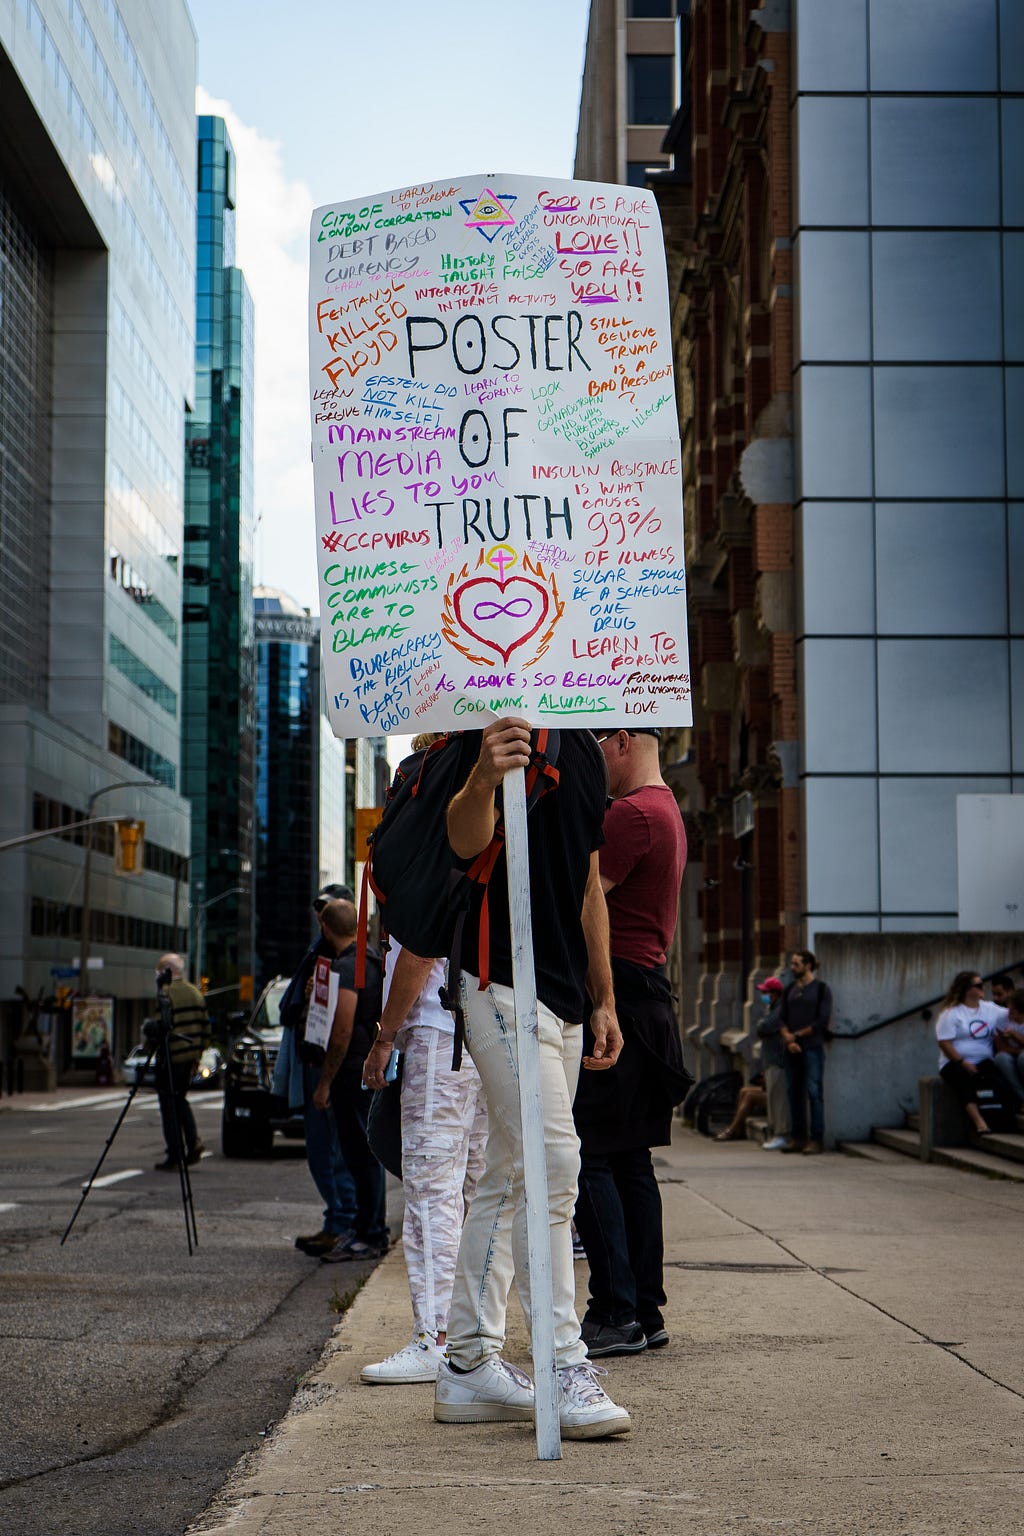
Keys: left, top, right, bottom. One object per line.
{"left": 221, "top": 1112, "right": 273, "bottom": 1158}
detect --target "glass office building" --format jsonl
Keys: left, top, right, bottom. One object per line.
{"left": 182, "top": 115, "right": 255, "bottom": 997}
{"left": 253, "top": 590, "right": 318, "bottom": 988}
{"left": 0, "top": 0, "right": 196, "bottom": 1065}
{"left": 792, "top": 0, "right": 1022, "bottom": 938}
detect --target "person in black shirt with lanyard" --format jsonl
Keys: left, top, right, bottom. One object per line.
{"left": 779, "top": 949, "right": 833, "bottom": 1155}
{"left": 432, "top": 718, "right": 632, "bottom": 1440}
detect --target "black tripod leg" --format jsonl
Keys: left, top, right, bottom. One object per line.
{"left": 61, "top": 1053, "right": 154, "bottom": 1245}
{"left": 161, "top": 1035, "right": 199, "bottom": 1255}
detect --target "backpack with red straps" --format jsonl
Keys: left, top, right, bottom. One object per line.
{"left": 356, "top": 728, "right": 561, "bottom": 1066}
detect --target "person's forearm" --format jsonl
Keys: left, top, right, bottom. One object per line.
{"left": 938, "top": 1040, "right": 964, "bottom": 1065}
{"left": 318, "top": 1027, "right": 352, "bottom": 1094}
{"left": 447, "top": 766, "right": 498, "bottom": 860}
{"left": 377, "top": 950, "right": 434, "bottom": 1044}
{"left": 581, "top": 858, "right": 614, "bottom": 1009}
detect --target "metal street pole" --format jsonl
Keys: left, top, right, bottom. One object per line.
{"left": 193, "top": 885, "right": 248, "bottom": 989}
{"left": 76, "top": 778, "right": 167, "bottom": 994}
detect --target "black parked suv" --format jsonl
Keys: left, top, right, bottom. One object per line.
{"left": 221, "top": 977, "right": 304, "bottom": 1157}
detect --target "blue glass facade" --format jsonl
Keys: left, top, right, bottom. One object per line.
{"left": 183, "top": 115, "right": 255, "bottom": 993}
{"left": 254, "top": 593, "right": 318, "bottom": 988}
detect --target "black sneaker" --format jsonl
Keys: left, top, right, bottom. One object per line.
{"left": 153, "top": 1156, "right": 179, "bottom": 1171}
{"left": 580, "top": 1319, "right": 647, "bottom": 1358}
{"left": 645, "top": 1328, "right": 670, "bottom": 1349}
{"left": 321, "top": 1235, "right": 388, "bottom": 1264}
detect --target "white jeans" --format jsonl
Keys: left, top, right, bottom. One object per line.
{"left": 446, "top": 979, "right": 588, "bottom": 1371}
{"left": 399, "top": 1024, "right": 487, "bottom": 1335}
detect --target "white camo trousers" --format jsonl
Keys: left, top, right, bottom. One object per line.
{"left": 399, "top": 1024, "right": 487, "bottom": 1337}
{"left": 446, "top": 980, "right": 589, "bottom": 1371}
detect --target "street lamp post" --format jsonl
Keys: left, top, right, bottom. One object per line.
{"left": 77, "top": 777, "right": 169, "bottom": 993}
{"left": 193, "top": 885, "right": 249, "bottom": 990}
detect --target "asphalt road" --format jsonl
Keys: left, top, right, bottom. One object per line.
{"left": 0, "top": 1086, "right": 395, "bottom": 1536}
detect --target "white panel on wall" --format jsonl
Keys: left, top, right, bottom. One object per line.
{"left": 957, "top": 794, "right": 1024, "bottom": 930}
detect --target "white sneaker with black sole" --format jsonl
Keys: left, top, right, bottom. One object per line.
{"left": 556, "top": 1362, "right": 632, "bottom": 1439}
{"left": 361, "top": 1333, "right": 446, "bottom": 1385}
{"left": 434, "top": 1356, "right": 535, "bottom": 1423}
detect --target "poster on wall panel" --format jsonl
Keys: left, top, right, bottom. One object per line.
{"left": 308, "top": 174, "right": 692, "bottom": 737}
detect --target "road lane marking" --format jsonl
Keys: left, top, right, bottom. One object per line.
{"left": 0, "top": 1203, "right": 18, "bottom": 1213}
{"left": 28, "top": 1092, "right": 130, "bottom": 1112}
{"left": 82, "top": 1169, "right": 144, "bottom": 1189}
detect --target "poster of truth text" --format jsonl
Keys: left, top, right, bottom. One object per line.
{"left": 308, "top": 174, "right": 692, "bottom": 736}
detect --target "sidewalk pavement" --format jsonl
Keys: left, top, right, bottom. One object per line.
{"left": 188, "top": 1129, "right": 1024, "bottom": 1536}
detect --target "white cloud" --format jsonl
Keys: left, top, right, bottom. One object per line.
{"left": 196, "top": 88, "right": 320, "bottom": 612}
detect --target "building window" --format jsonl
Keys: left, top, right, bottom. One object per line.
{"left": 108, "top": 722, "right": 177, "bottom": 788}
{"left": 109, "top": 636, "right": 177, "bottom": 715}
{"left": 628, "top": 1, "right": 675, "bottom": 15}
{"left": 627, "top": 54, "right": 674, "bottom": 125}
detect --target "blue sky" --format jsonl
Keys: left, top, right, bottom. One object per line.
{"left": 186, "top": 0, "right": 592, "bottom": 612}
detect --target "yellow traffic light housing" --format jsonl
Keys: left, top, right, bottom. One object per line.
{"left": 115, "top": 818, "right": 144, "bottom": 874}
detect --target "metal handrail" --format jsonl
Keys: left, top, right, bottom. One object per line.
{"left": 830, "top": 961, "right": 1024, "bottom": 1041}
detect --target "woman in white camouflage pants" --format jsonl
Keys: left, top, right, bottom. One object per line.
{"left": 360, "top": 942, "right": 487, "bottom": 1383}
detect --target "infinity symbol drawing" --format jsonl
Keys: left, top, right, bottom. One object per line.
{"left": 472, "top": 597, "right": 536, "bottom": 622}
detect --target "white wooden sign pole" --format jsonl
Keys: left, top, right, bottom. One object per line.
{"left": 502, "top": 763, "right": 561, "bottom": 1461}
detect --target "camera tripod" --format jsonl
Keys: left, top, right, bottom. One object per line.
{"left": 62, "top": 1014, "right": 199, "bottom": 1255}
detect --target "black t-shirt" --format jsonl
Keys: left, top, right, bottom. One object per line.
{"left": 451, "top": 729, "right": 608, "bottom": 1023}
{"left": 329, "top": 943, "right": 383, "bottom": 1076}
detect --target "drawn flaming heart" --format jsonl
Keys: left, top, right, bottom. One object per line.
{"left": 443, "top": 550, "right": 564, "bottom": 668}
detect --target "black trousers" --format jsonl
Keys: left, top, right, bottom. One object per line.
{"left": 329, "top": 1073, "right": 388, "bottom": 1245}
{"left": 939, "top": 1057, "right": 1009, "bottom": 1112}
{"left": 155, "top": 1061, "right": 198, "bottom": 1159}
{"left": 573, "top": 1146, "right": 667, "bottom": 1334}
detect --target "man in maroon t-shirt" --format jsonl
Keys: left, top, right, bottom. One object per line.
{"left": 572, "top": 728, "right": 690, "bottom": 1358}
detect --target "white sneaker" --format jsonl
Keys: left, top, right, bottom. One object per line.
{"left": 763, "top": 1136, "right": 788, "bottom": 1150}
{"left": 434, "top": 1356, "right": 535, "bottom": 1423}
{"left": 361, "top": 1333, "right": 446, "bottom": 1385}
{"left": 556, "top": 1362, "right": 632, "bottom": 1439}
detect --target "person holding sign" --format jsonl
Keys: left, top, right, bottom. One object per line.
{"left": 432, "top": 718, "right": 633, "bottom": 1440}
{"left": 312, "top": 900, "right": 387, "bottom": 1261}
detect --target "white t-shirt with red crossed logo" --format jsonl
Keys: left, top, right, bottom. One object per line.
{"left": 935, "top": 1001, "right": 1008, "bottom": 1071}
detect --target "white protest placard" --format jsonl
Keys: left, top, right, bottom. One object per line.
{"left": 304, "top": 956, "right": 337, "bottom": 1053}
{"left": 308, "top": 174, "right": 691, "bottom": 738}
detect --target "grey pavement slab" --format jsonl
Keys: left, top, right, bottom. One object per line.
{"left": 188, "top": 1131, "right": 1024, "bottom": 1536}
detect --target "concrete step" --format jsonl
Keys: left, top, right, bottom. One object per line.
{"left": 906, "top": 1112, "right": 921, "bottom": 1132}
{"left": 968, "top": 1130, "right": 1024, "bottom": 1165}
{"left": 745, "top": 1115, "right": 769, "bottom": 1144}
{"left": 839, "top": 1140, "right": 910, "bottom": 1164}
{"left": 870, "top": 1123, "right": 1024, "bottom": 1182}
{"left": 873, "top": 1125, "right": 921, "bottom": 1156}
{"left": 930, "top": 1144, "right": 1024, "bottom": 1183}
